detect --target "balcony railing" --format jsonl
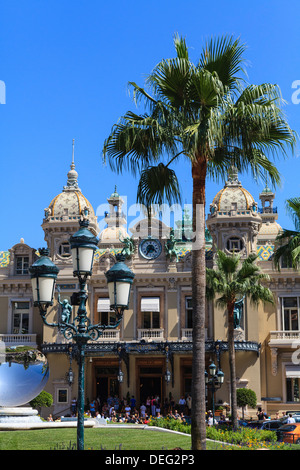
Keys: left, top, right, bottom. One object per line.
{"left": 96, "top": 329, "right": 120, "bottom": 341}
{"left": 138, "top": 329, "right": 164, "bottom": 341}
{"left": 258, "top": 207, "right": 278, "bottom": 214}
{"left": 269, "top": 330, "right": 300, "bottom": 347}
{"left": 181, "top": 328, "right": 209, "bottom": 341}
{"left": 0, "top": 334, "right": 37, "bottom": 347}
{"left": 181, "top": 328, "right": 193, "bottom": 340}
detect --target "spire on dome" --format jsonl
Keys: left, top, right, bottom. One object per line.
{"left": 226, "top": 165, "right": 241, "bottom": 187}
{"left": 64, "top": 139, "right": 81, "bottom": 191}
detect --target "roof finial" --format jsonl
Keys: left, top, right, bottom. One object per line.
{"left": 72, "top": 138, "right": 75, "bottom": 167}
{"left": 63, "top": 139, "right": 80, "bottom": 191}
{"left": 226, "top": 165, "right": 241, "bottom": 186}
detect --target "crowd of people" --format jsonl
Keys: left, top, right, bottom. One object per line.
{"left": 69, "top": 393, "right": 192, "bottom": 424}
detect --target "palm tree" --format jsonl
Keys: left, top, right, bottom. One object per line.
{"left": 274, "top": 197, "right": 300, "bottom": 270}
{"left": 206, "top": 250, "right": 274, "bottom": 430}
{"left": 102, "top": 34, "right": 295, "bottom": 449}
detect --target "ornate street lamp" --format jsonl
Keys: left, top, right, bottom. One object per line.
{"left": 105, "top": 253, "right": 135, "bottom": 319}
{"left": 30, "top": 217, "right": 135, "bottom": 451}
{"left": 30, "top": 248, "right": 59, "bottom": 308}
{"left": 70, "top": 217, "right": 98, "bottom": 280}
{"left": 117, "top": 369, "right": 124, "bottom": 384}
{"left": 117, "top": 346, "right": 124, "bottom": 384}
{"left": 205, "top": 362, "right": 224, "bottom": 426}
{"left": 164, "top": 345, "right": 171, "bottom": 384}
{"left": 165, "top": 368, "right": 171, "bottom": 385}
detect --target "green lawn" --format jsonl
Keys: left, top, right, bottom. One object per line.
{"left": 0, "top": 427, "right": 195, "bottom": 451}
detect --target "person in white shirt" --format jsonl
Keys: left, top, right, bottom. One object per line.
{"left": 287, "top": 414, "right": 296, "bottom": 423}
{"left": 179, "top": 396, "right": 186, "bottom": 413}
{"left": 140, "top": 403, "right": 146, "bottom": 417}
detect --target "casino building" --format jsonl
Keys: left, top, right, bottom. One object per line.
{"left": 1, "top": 147, "right": 300, "bottom": 419}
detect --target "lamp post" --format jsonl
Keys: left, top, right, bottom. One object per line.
{"left": 164, "top": 345, "right": 171, "bottom": 385}
{"left": 205, "top": 362, "right": 224, "bottom": 426}
{"left": 29, "top": 217, "right": 135, "bottom": 450}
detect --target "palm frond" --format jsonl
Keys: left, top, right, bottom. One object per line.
{"left": 206, "top": 250, "right": 274, "bottom": 308}
{"left": 174, "top": 33, "right": 189, "bottom": 60}
{"left": 198, "top": 35, "right": 248, "bottom": 93}
{"left": 136, "top": 163, "right": 182, "bottom": 211}
{"left": 285, "top": 198, "right": 300, "bottom": 232}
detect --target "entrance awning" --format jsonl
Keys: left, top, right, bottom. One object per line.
{"left": 141, "top": 297, "right": 160, "bottom": 312}
{"left": 285, "top": 365, "right": 300, "bottom": 378}
{"left": 97, "top": 298, "right": 110, "bottom": 312}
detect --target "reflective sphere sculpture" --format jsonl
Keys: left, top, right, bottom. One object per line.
{"left": 0, "top": 348, "right": 49, "bottom": 407}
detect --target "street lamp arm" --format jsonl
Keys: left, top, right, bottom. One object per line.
{"left": 38, "top": 304, "right": 61, "bottom": 330}
{"left": 58, "top": 322, "right": 80, "bottom": 341}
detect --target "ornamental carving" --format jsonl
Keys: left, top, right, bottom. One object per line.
{"left": 270, "top": 347, "right": 278, "bottom": 376}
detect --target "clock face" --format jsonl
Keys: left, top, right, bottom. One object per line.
{"left": 139, "top": 239, "right": 162, "bottom": 260}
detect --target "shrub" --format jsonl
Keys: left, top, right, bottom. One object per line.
{"left": 206, "top": 424, "right": 277, "bottom": 447}
{"left": 30, "top": 390, "right": 53, "bottom": 409}
{"left": 149, "top": 418, "right": 277, "bottom": 449}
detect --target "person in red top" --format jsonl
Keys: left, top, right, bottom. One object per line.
{"left": 150, "top": 396, "right": 156, "bottom": 416}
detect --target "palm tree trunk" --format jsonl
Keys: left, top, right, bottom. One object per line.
{"left": 191, "top": 157, "right": 207, "bottom": 450}
{"left": 228, "top": 302, "right": 238, "bottom": 430}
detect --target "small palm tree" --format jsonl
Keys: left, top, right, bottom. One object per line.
{"left": 102, "top": 34, "right": 295, "bottom": 449}
{"left": 206, "top": 250, "right": 274, "bottom": 430}
{"left": 274, "top": 197, "right": 300, "bottom": 270}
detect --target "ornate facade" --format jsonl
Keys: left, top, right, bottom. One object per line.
{"left": 1, "top": 153, "right": 300, "bottom": 419}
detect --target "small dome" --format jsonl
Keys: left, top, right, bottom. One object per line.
{"left": 258, "top": 221, "right": 281, "bottom": 237}
{"left": 47, "top": 190, "right": 95, "bottom": 219}
{"left": 210, "top": 168, "right": 256, "bottom": 213}
{"left": 100, "top": 226, "right": 129, "bottom": 243}
{"left": 109, "top": 185, "right": 120, "bottom": 199}
{"left": 43, "top": 140, "right": 98, "bottom": 235}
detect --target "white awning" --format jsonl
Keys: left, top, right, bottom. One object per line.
{"left": 141, "top": 297, "right": 160, "bottom": 312}
{"left": 97, "top": 298, "right": 110, "bottom": 312}
{"left": 285, "top": 365, "right": 300, "bottom": 378}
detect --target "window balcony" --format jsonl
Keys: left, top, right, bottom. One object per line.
{"left": 0, "top": 334, "right": 37, "bottom": 347}
{"left": 181, "top": 328, "right": 208, "bottom": 341}
{"left": 269, "top": 330, "right": 300, "bottom": 348}
{"left": 138, "top": 328, "right": 164, "bottom": 341}
{"left": 95, "top": 329, "right": 120, "bottom": 342}
{"left": 181, "top": 328, "right": 193, "bottom": 340}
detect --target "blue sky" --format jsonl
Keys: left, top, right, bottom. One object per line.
{"left": 0, "top": 0, "right": 299, "bottom": 251}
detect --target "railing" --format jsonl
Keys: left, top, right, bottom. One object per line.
{"left": 95, "top": 329, "right": 120, "bottom": 341}
{"left": 258, "top": 207, "right": 278, "bottom": 214}
{"left": 0, "top": 334, "right": 37, "bottom": 347}
{"left": 270, "top": 330, "right": 300, "bottom": 341}
{"left": 181, "top": 328, "right": 193, "bottom": 340}
{"left": 138, "top": 329, "right": 164, "bottom": 341}
{"left": 181, "top": 328, "right": 208, "bottom": 341}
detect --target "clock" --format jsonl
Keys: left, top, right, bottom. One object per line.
{"left": 139, "top": 239, "right": 162, "bottom": 260}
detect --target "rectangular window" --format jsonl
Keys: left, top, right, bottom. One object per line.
{"left": 97, "top": 298, "right": 116, "bottom": 326}
{"left": 282, "top": 297, "right": 299, "bottom": 331}
{"left": 185, "top": 297, "right": 193, "bottom": 329}
{"left": 141, "top": 297, "right": 160, "bottom": 329}
{"left": 142, "top": 311, "right": 160, "bottom": 329}
{"left": 286, "top": 378, "right": 300, "bottom": 402}
{"left": 12, "top": 301, "right": 29, "bottom": 334}
{"left": 57, "top": 389, "right": 68, "bottom": 403}
{"left": 97, "top": 311, "right": 116, "bottom": 326}
{"left": 15, "top": 256, "right": 29, "bottom": 275}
